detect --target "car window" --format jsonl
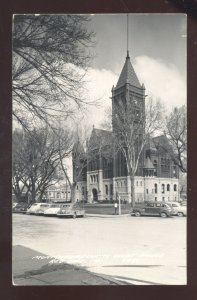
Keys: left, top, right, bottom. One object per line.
{"left": 40, "top": 204, "right": 49, "bottom": 207}
{"left": 50, "top": 204, "right": 60, "bottom": 208}
{"left": 146, "top": 203, "right": 154, "bottom": 207}
{"left": 156, "top": 203, "right": 162, "bottom": 207}
{"left": 172, "top": 204, "right": 179, "bottom": 207}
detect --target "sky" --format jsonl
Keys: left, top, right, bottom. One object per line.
{"left": 82, "top": 14, "right": 187, "bottom": 129}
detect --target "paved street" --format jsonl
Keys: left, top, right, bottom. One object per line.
{"left": 13, "top": 213, "right": 186, "bottom": 285}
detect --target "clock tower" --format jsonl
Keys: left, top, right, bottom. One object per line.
{"left": 112, "top": 51, "right": 146, "bottom": 178}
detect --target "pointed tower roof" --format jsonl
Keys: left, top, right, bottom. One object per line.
{"left": 115, "top": 51, "right": 141, "bottom": 90}
{"left": 144, "top": 157, "right": 154, "bottom": 169}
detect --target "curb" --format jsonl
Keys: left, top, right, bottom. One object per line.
{"left": 86, "top": 214, "right": 131, "bottom": 218}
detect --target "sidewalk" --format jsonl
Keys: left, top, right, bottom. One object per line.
{"left": 13, "top": 245, "right": 128, "bottom": 285}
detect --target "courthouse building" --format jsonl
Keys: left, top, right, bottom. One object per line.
{"left": 74, "top": 51, "right": 179, "bottom": 204}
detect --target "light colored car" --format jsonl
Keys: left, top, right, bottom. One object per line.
{"left": 26, "top": 203, "right": 51, "bottom": 215}
{"left": 57, "top": 203, "right": 85, "bottom": 218}
{"left": 44, "top": 204, "right": 63, "bottom": 216}
{"left": 12, "top": 203, "right": 18, "bottom": 209}
{"left": 166, "top": 202, "right": 187, "bottom": 217}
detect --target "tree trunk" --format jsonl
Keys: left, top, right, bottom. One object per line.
{"left": 31, "top": 179, "right": 36, "bottom": 203}
{"left": 130, "top": 175, "right": 135, "bottom": 208}
{"left": 71, "top": 183, "right": 76, "bottom": 203}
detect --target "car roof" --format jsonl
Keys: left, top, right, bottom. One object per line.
{"left": 147, "top": 201, "right": 168, "bottom": 204}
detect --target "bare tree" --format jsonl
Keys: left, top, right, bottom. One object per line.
{"left": 165, "top": 105, "right": 187, "bottom": 173}
{"left": 113, "top": 97, "right": 164, "bottom": 207}
{"left": 57, "top": 126, "right": 91, "bottom": 202}
{"left": 12, "top": 128, "right": 65, "bottom": 203}
{"left": 100, "top": 106, "right": 112, "bottom": 131}
{"left": 12, "top": 15, "right": 95, "bottom": 129}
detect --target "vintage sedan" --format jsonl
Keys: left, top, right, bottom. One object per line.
{"left": 57, "top": 203, "right": 85, "bottom": 218}
{"left": 44, "top": 204, "right": 63, "bottom": 216}
{"left": 26, "top": 203, "right": 51, "bottom": 215}
{"left": 131, "top": 201, "right": 174, "bottom": 218}
{"left": 12, "top": 202, "right": 29, "bottom": 213}
{"left": 166, "top": 202, "right": 187, "bottom": 217}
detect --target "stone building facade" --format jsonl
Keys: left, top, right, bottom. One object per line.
{"left": 74, "top": 52, "right": 179, "bottom": 204}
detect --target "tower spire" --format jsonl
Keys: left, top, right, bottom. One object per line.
{"left": 127, "top": 14, "right": 130, "bottom": 58}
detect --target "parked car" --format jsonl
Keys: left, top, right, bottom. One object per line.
{"left": 44, "top": 204, "right": 63, "bottom": 216}
{"left": 57, "top": 203, "right": 85, "bottom": 218}
{"left": 180, "top": 201, "right": 187, "bottom": 207}
{"left": 166, "top": 202, "right": 187, "bottom": 217}
{"left": 26, "top": 203, "right": 51, "bottom": 215}
{"left": 12, "top": 202, "right": 29, "bottom": 213}
{"left": 131, "top": 201, "right": 174, "bottom": 218}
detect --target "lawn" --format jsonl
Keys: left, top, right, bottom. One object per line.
{"left": 84, "top": 203, "right": 131, "bottom": 215}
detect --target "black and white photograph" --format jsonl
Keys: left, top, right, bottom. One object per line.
{"left": 12, "top": 14, "right": 187, "bottom": 286}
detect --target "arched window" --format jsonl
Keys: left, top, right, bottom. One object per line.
{"left": 161, "top": 184, "right": 165, "bottom": 194}
{"left": 154, "top": 183, "right": 158, "bottom": 194}
{"left": 167, "top": 184, "right": 170, "bottom": 191}
{"left": 174, "top": 184, "right": 177, "bottom": 191}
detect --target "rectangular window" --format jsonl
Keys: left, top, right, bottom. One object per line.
{"left": 110, "top": 184, "right": 113, "bottom": 195}
{"left": 105, "top": 185, "right": 108, "bottom": 195}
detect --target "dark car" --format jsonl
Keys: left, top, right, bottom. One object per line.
{"left": 131, "top": 201, "right": 174, "bottom": 218}
{"left": 12, "top": 202, "right": 30, "bottom": 213}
